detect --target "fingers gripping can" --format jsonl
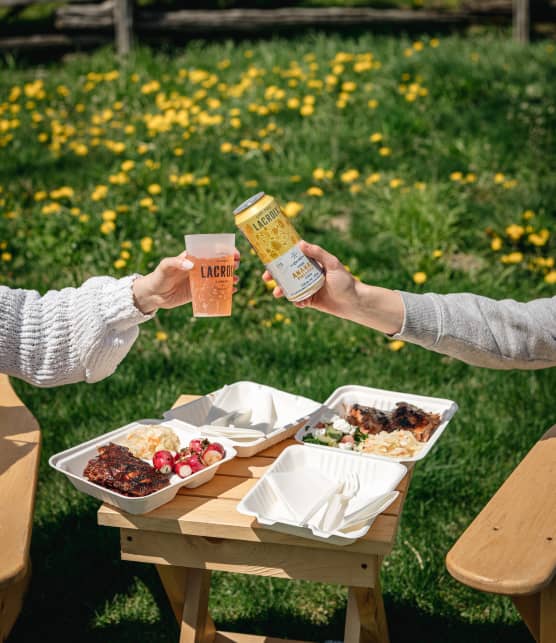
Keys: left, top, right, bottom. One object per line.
{"left": 233, "top": 192, "right": 325, "bottom": 302}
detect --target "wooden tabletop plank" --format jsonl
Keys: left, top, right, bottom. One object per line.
{"left": 446, "top": 426, "right": 556, "bottom": 596}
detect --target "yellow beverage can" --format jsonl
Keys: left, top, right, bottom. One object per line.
{"left": 233, "top": 192, "right": 325, "bottom": 302}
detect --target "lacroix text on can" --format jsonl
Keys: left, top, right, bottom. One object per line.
{"left": 233, "top": 192, "right": 325, "bottom": 302}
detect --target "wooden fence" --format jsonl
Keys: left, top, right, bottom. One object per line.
{"left": 1, "top": 1, "right": 553, "bottom": 56}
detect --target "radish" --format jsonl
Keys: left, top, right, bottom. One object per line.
{"left": 174, "top": 459, "right": 193, "bottom": 478}
{"left": 189, "top": 438, "right": 210, "bottom": 454}
{"left": 152, "top": 450, "right": 174, "bottom": 475}
{"left": 202, "top": 442, "right": 225, "bottom": 466}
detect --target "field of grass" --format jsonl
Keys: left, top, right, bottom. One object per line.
{"left": 1, "top": 31, "right": 555, "bottom": 642}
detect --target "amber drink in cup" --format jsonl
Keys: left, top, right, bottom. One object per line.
{"left": 185, "top": 233, "right": 235, "bottom": 317}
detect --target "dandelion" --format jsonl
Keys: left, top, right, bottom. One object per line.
{"left": 494, "top": 173, "right": 506, "bottom": 184}
{"left": 414, "top": 182, "right": 426, "bottom": 191}
{"left": 140, "top": 237, "right": 153, "bottom": 253}
{"left": 522, "top": 210, "right": 535, "bottom": 220}
{"left": 114, "top": 259, "right": 126, "bottom": 269}
{"left": 102, "top": 210, "right": 117, "bottom": 222}
{"left": 283, "top": 201, "right": 304, "bottom": 218}
{"left": 369, "top": 133, "right": 383, "bottom": 143}
{"left": 340, "top": 169, "right": 360, "bottom": 183}
{"left": 274, "top": 313, "right": 285, "bottom": 322}
{"left": 265, "top": 278, "right": 277, "bottom": 291}
{"left": 290, "top": 175, "right": 302, "bottom": 183}
{"left": 156, "top": 331, "right": 168, "bottom": 342}
{"left": 465, "top": 173, "right": 477, "bottom": 183}
{"left": 450, "top": 172, "right": 463, "bottom": 182}
{"left": 505, "top": 224, "right": 525, "bottom": 241}
{"left": 34, "top": 191, "right": 47, "bottom": 201}
{"left": 390, "top": 178, "right": 403, "bottom": 189}
{"left": 432, "top": 249, "right": 443, "bottom": 259}
{"left": 491, "top": 237, "right": 503, "bottom": 251}
{"left": 41, "top": 202, "right": 61, "bottom": 215}
{"left": 379, "top": 147, "right": 391, "bottom": 157}
{"left": 529, "top": 230, "right": 550, "bottom": 246}
{"left": 306, "top": 186, "right": 324, "bottom": 197}
{"left": 365, "top": 173, "right": 381, "bottom": 185}
{"left": 248, "top": 298, "right": 257, "bottom": 307}
{"left": 121, "top": 160, "right": 135, "bottom": 172}
{"left": 1, "top": 252, "right": 12, "bottom": 262}
{"left": 300, "top": 104, "right": 314, "bottom": 116}
{"left": 140, "top": 197, "right": 154, "bottom": 208}
{"left": 121, "top": 240, "right": 132, "bottom": 249}
{"left": 100, "top": 221, "right": 116, "bottom": 235}
{"left": 413, "top": 271, "right": 427, "bottom": 285}
{"left": 120, "top": 250, "right": 131, "bottom": 260}
{"left": 544, "top": 271, "right": 556, "bottom": 284}
{"left": 368, "top": 99, "right": 379, "bottom": 109}
{"left": 220, "top": 142, "right": 233, "bottom": 153}
{"left": 92, "top": 185, "right": 108, "bottom": 201}
{"left": 500, "top": 252, "right": 523, "bottom": 264}
{"left": 430, "top": 38, "right": 440, "bottom": 47}
{"left": 388, "top": 340, "right": 405, "bottom": 351}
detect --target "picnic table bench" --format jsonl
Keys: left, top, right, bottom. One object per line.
{"left": 446, "top": 425, "right": 556, "bottom": 643}
{"left": 0, "top": 374, "right": 41, "bottom": 642}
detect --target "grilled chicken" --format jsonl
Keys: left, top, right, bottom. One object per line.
{"left": 83, "top": 443, "right": 170, "bottom": 497}
{"left": 346, "top": 402, "right": 441, "bottom": 442}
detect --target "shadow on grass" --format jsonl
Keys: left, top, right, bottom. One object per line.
{"left": 8, "top": 504, "right": 532, "bottom": 643}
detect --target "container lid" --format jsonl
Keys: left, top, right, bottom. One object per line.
{"left": 233, "top": 192, "right": 265, "bottom": 216}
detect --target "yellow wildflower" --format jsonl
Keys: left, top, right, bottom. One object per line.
{"left": 368, "top": 99, "right": 379, "bottom": 109}
{"left": 1, "top": 252, "right": 12, "bottom": 262}
{"left": 494, "top": 173, "right": 506, "bottom": 184}
{"left": 432, "top": 249, "right": 443, "bottom": 259}
{"left": 121, "top": 160, "right": 135, "bottom": 172}
{"left": 379, "top": 147, "right": 391, "bottom": 157}
{"left": 220, "top": 142, "right": 233, "bottom": 153}
{"left": 274, "top": 313, "right": 285, "bottom": 322}
{"left": 155, "top": 331, "right": 168, "bottom": 342}
{"left": 491, "top": 237, "right": 503, "bottom": 251}
{"left": 412, "top": 271, "right": 427, "bottom": 285}
{"left": 306, "top": 186, "right": 324, "bottom": 197}
{"left": 390, "top": 178, "right": 403, "bottom": 189}
{"left": 114, "top": 259, "right": 126, "bottom": 269}
{"left": 450, "top": 172, "right": 463, "bottom": 182}
{"left": 365, "top": 173, "right": 381, "bottom": 185}
{"left": 544, "top": 271, "right": 556, "bottom": 284}
{"left": 283, "top": 202, "right": 304, "bottom": 218}
{"left": 465, "top": 173, "right": 477, "bottom": 183}
{"left": 140, "top": 197, "right": 154, "bottom": 208}
{"left": 140, "top": 237, "right": 153, "bottom": 253}
{"left": 290, "top": 175, "right": 302, "bottom": 183}
{"left": 500, "top": 252, "right": 523, "bottom": 264}
{"left": 102, "top": 210, "right": 117, "bottom": 222}
{"left": 300, "top": 104, "right": 314, "bottom": 116}
{"left": 34, "top": 191, "right": 47, "bottom": 201}
{"left": 369, "top": 133, "right": 383, "bottom": 143}
{"left": 340, "top": 169, "right": 360, "bottom": 183}
{"left": 100, "top": 221, "right": 116, "bottom": 234}
{"left": 265, "top": 278, "right": 277, "bottom": 291}
{"left": 505, "top": 224, "right": 525, "bottom": 241}
{"left": 522, "top": 210, "right": 535, "bottom": 220}
{"left": 388, "top": 340, "right": 406, "bottom": 352}
{"left": 529, "top": 229, "right": 550, "bottom": 246}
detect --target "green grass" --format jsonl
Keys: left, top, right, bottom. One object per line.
{"left": 1, "top": 32, "right": 555, "bottom": 642}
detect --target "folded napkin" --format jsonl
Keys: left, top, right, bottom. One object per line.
{"left": 264, "top": 469, "right": 341, "bottom": 525}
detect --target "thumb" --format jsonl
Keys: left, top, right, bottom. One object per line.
{"left": 299, "top": 240, "right": 341, "bottom": 270}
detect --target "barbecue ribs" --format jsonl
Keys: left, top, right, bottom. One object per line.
{"left": 83, "top": 443, "right": 170, "bottom": 496}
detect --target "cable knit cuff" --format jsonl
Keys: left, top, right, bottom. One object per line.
{"left": 98, "top": 274, "right": 156, "bottom": 331}
{"left": 392, "top": 291, "right": 442, "bottom": 347}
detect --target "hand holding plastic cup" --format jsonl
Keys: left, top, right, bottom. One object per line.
{"left": 185, "top": 233, "right": 235, "bottom": 317}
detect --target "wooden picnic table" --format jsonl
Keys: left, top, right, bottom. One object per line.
{"left": 97, "top": 394, "right": 414, "bottom": 643}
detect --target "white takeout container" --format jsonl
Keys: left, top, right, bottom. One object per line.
{"left": 49, "top": 418, "right": 237, "bottom": 515}
{"left": 164, "top": 381, "right": 321, "bottom": 457}
{"left": 237, "top": 444, "right": 407, "bottom": 545}
{"left": 295, "top": 384, "right": 458, "bottom": 463}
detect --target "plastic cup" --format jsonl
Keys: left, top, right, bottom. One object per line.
{"left": 185, "top": 233, "right": 235, "bottom": 317}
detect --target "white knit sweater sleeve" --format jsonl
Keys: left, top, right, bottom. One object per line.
{"left": 0, "top": 275, "right": 154, "bottom": 387}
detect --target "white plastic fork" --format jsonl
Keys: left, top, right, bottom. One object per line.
{"left": 318, "top": 472, "right": 360, "bottom": 534}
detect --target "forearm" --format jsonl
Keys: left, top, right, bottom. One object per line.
{"left": 341, "top": 281, "right": 404, "bottom": 335}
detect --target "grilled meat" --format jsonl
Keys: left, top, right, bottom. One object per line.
{"left": 347, "top": 402, "right": 442, "bottom": 442}
{"left": 390, "top": 402, "right": 441, "bottom": 442}
{"left": 347, "top": 403, "right": 391, "bottom": 435}
{"left": 83, "top": 443, "right": 170, "bottom": 497}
